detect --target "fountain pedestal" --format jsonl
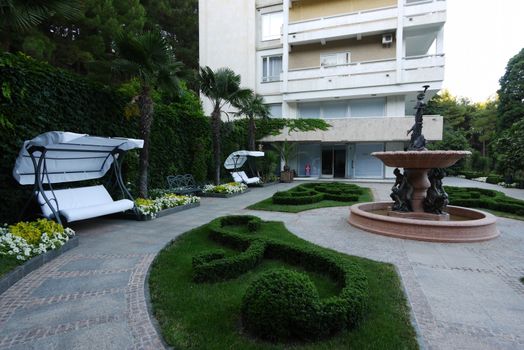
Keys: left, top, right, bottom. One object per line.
{"left": 405, "top": 168, "right": 430, "bottom": 212}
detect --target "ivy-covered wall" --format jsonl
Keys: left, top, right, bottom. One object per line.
{"left": 0, "top": 53, "right": 211, "bottom": 223}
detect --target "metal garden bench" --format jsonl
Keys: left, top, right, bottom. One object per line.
{"left": 166, "top": 174, "right": 202, "bottom": 195}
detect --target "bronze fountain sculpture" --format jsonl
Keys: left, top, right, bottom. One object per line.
{"left": 348, "top": 85, "right": 499, "bottom": 242}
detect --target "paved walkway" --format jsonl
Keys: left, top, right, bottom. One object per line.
{"left": 0, "top": 180, "right": 523, "bottom": 349}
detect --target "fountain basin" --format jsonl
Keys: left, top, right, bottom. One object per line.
{"left": 348, "top": 202, "right": 499, "bottom": 243}
{"left": 372, "top": 150, "right": 472, "bottom": 169}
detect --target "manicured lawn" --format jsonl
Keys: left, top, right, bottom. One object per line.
{"left": 446, "top": 186, "right": 524, "bottom": 220}
{"left": 0, "top": 256, "right": 22, "bottom": 278}
{"left": 247, "top": 183, "right": 373, "bottom": 213}
{"left": 149, "top": 218, "right": 418, "bottom": 350}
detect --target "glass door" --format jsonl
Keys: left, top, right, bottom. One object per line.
{"left": 321, "top": 148, "right": 333, "bottom": 177}
{"left": 322, "top": 145, "right": 347, "bottom": 178}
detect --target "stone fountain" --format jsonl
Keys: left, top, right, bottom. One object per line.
{"left": 348, "top": 86, "right": 499, "bottom": 242}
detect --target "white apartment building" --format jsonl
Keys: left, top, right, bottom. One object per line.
{"left": 199, "top": 0, "right": 446, "bottom": 179}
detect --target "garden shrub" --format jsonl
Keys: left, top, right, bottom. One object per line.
{"left": 272, "top": 183, "right": 364, "bottom": 206}
{"left": 192, "top": 216, "right": 368, "bottom": 341}
{"left": 446, "top": 186, "right": 524, "bottom": 215}
{"left": 486, "top": 174, "right": 503, "bottom": 184}
{"left": 241, "top": 269, "right": 320, "bottom": 341}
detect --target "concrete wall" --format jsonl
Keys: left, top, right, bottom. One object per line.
{"left": 261, "top": 116, "right": 443, "bottom": 142}
{"left": 199, "top": 0, "right": 257, "bottom": 114}
{"left": 289, "top": 0, "right": 397, "bottom": 22}
{"left": 289, "top": 35, "right": 396, "bottom": 69}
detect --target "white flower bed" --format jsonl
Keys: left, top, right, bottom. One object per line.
{"left": 135, "top": 194, "right": 200, "bottom": 218}
{"left": 0, "top": 224, "right": 75, "bottom": 262}
{"left": 202, "top": 182, "right": 247, "bottom": 194}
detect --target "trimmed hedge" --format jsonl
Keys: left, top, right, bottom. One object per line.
{"left": 241, "top": 269, "right": 321, "bottom": 341}
{"left": 192, "top": 215, "right": 368, "bottom": 341}
{"left": 272, "top": 183, "right": 364, "bottom": 206}
{"left": 446, "top": 186, "right": 524, "bottom": 216}
{"left": 486, "top": 174, "right": 503, "bottom": 184}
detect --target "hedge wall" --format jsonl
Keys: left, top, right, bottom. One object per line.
{"left": 0, "top": 53, "right": 211, "bottom": 223}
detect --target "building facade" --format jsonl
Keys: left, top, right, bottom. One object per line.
{"left": 199, "top": 0, "right": 446, "bottom": 179}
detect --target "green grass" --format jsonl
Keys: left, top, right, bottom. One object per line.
{"left": 149, "top": 219, "right": 418, "bottom": 350}
{"left": 247, "top": 183, "right": 373, "bottom": 213}
{"left": 0, "top": 256, "right": 22, "bottom": 278}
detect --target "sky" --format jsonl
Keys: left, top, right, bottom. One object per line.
{"left": 442, "top": 0, "right": 524, "bottom": 102}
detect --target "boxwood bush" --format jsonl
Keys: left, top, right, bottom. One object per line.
{"left": 272, "top": 183, "right": 363, "bottom": 206}
{"left": 446, "top": 186, "right": 524, "bottom": 216}
{"left": 241, "top": 269, "right": 321, "bottom": 341}
{"left": 192, "top": 215, "right": 368, "bottom": 341}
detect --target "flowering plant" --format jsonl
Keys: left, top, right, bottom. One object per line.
{"left": 202, "top": 182, "right": 247, "bottom": 194}
{"left": 0, "top": 219, "right": 75, "bottom": 261}
{"left": 135, "top": 194, "right": 200, "bottom": 218}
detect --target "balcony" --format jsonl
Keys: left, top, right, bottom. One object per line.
{"left": 287, "top": 0, "right": 446, "bottom": 45}
{"left": 404, "top": 0, "right": 446, "bottom": 28}
{"left": 261, "top": 116, "right": 443, "bottom": 143}
{"left": 285, "top": 54, "right": 444, "bottom": 96}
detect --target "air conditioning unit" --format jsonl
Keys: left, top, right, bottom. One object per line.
{"left": 382, "top": 34, "right": 393, "bottom": 47}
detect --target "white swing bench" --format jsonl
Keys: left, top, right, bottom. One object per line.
{"left": 13, "top": 131, "right": 144, "bottom": 224}
{"left": 224, "top": 150, "right": 264, "bottom": 185}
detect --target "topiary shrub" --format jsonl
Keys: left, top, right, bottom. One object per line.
{"left": 241, "top": 269, "right": 320, "bottom": 342}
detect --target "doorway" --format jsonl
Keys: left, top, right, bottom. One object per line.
{"left": 321, "top": 146, "right": 347, "bottom": 178}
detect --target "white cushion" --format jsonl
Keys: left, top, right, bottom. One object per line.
{"left": 238, "top": 171, "right": 260, "bottom": 184}
{"left": 37, "top": 185, "right": 132, "bottom": 222}
{"left": 231, "top": 172, "right": 243, "bottom": 183}
{"left": 61, "top": 199, "right": 134, "bottom": 222}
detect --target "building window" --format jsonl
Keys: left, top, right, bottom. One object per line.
{"left": 298, "top": 102, "right": 321, "bottom": 119}
{"left": 267, "top": 104, "right": 283, "bottom": 118}
{"left": 297, "top": 98, "right": 386, "bottom": 119}
{"left": 262, "top": 56, "right": 282, "bottom": 82}
{"left": 349, "top": 98, "right": 386, "bottom": 118}
{"left": 261, "top": 11, "right": 283, "bottom": 41}
{"left": 320, "top": 52, "right": 350, "bottom": 67}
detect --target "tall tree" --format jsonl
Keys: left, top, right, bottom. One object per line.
{"left": 141, "top": 0, "right": 199, "bottom": 89}
{"left": 471, "top": 99, "right": 497, "bottom": 156}
{"left": 234, "top": 91, "right": 270, "bottom": 151}
{"left": 199, "top": 66, "right": 251, "bottom": 184}
{"left": 0, "top": 0, "right": 82, "bottom": 51}
{"left": 113, "top": 31, "right": 182, "bottom": 198}
{"left": 497, "top": 48, "right": 524, "bottom": 131}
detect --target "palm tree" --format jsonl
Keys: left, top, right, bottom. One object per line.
{"left": 199, "top": 66, "right": 251, "bottom": 184}
{"left": 113, "top": 31, "right": 182, "bottom": 198}
{"left": 0, "top": 0, "right": 82, "bottom": 50}
{"left": 234, "top": 91, "right": 270, "bottom": 151}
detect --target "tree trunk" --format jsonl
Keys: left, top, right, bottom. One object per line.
{"left": 211, "top": 104, "right": 222, "bottom": 185}
{"left": 138, "top": 86, "right": 154, "bottom": 198}
{"left": 248, "top": 114, "right": 256, "bottom": 151}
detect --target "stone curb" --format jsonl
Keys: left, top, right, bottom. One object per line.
{"left": 0, "top": 236, "right": 79, "bottom": 296}
{"left": 200, "top": 189, "right": 250, "bottom": 198}
{"left": 122, "top": 202, "right": 201, "bottom": 221}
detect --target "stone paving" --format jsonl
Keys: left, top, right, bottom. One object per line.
{"left": 0, "top": 178, "right": 523, "bottom": 349}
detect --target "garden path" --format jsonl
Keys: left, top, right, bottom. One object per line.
{"left": 0, "top": 179, "right": 523, "bottom": 350}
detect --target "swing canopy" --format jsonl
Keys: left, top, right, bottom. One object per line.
{"left": 13, "top": 131, "right": 144, "bottom": 185}
{"left": 223, "top": 150, "right": 264, "bottom": 170}
{"left": 12, "top": 131, "right": 143, "bottom": 224}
